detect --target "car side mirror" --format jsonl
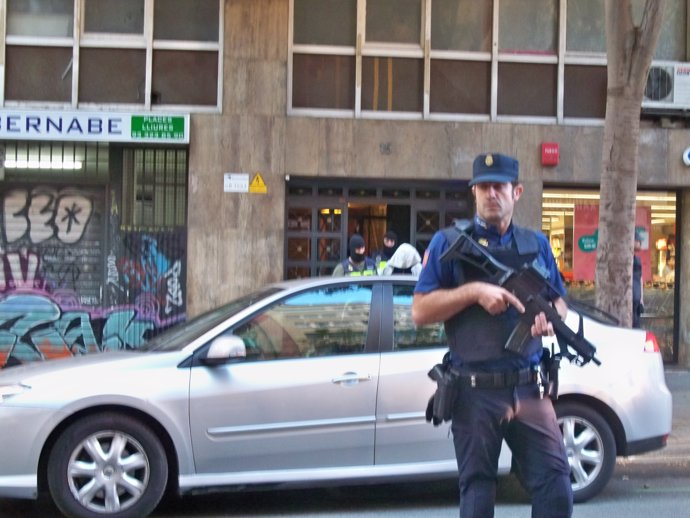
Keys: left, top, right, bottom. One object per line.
{"left": 203, "top": 335, "right": 247, "bottom": 366}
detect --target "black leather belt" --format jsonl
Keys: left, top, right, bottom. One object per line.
{"left": 457, "top": 367, "right": 539, "bottom": 389}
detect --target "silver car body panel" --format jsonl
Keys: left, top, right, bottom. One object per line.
{"left": 0, "top": 276, "right": 672, "bottom": 500}
{"left": 556, "top": 310, "right": 672, "bottom": 443}
{"left": 0, "top": 351, "right": 197, "bottom": 497}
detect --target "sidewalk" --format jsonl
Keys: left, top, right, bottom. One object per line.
{"left": 617, "top": 367, "right": 690, "bottom": 469}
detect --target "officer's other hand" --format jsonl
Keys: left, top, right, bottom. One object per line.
{"left": 476, "top": 284, "right": 525, "bottom": 315}
{"left": 531, "top": 311, "right": 554, "bottom": 337}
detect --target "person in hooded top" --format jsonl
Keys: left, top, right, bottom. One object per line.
{"left": 382, "top": 243, "right": 422, "bottom": 276}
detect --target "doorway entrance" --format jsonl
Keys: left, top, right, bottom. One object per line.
{"left": 285, "top": 177, "right": 473, "bottom": 278}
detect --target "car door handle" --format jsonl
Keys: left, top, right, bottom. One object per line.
{"left": 332, "top": 372, "right": 372, "bottom": 385}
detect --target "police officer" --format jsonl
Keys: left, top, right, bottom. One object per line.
{"left": 412, "top": 153, "right": 572, "bottom": 518}
{"left": 374, "top": 230, "right": 398, "bottom": 274}
{"left": 332, "top": 234, "right": 377, "bottom": 276}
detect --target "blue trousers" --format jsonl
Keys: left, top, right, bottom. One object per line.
{"left": 451, "top": 383, "right": 573, "bottom": 518}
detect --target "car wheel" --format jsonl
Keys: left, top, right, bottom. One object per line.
{"left": 47, "top": 413, "right": 168, "bottom": 518}
{"left": 555, "top": 401, "right": 616, "bottom": 503}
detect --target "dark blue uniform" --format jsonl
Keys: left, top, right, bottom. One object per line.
{"left": 415, "top": 216, "right": 572, "bottom": 518}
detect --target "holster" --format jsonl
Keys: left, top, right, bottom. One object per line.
{"left": 541, "top": 347, "right": 561, "bottom": 400}
{"left": 425, "top": 354, "right": 459, "bottom": 426}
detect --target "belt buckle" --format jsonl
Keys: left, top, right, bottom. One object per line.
{"left": 470, "top": 374, "right": 477, "bottom": 388}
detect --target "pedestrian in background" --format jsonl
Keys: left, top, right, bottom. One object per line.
{"left": 633, "top": 232, "right": 644, "bottom": 328}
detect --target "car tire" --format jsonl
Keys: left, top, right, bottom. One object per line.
{"left": 555, "top": 401, "right": 616, "bottom": 503}
{"left": 47, "top": 412, "right": 168, "bottom": 518}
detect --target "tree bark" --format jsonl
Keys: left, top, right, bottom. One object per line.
{"left": 595, "top": 0, "right": 665, "bottom": 326}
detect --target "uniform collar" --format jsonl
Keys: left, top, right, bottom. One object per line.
{"left": 473, "top": 215, "right": 513, "bottom": 247}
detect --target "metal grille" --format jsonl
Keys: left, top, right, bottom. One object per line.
{"left": 122, "top": 148, "right": 188, "bottom": 228}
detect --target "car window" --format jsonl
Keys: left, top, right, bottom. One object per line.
{"left": 392, "top": 284, "right": 447, "bottom": 350}
{"left": 230, "top": 284, "right": 374, "bottom": 359}
{"left": 142, "top": 286, "right": 283, "bottom": 352}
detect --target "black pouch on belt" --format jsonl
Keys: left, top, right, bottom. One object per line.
{"left": 541, "top": 347, "right": 561, "bottom": 400}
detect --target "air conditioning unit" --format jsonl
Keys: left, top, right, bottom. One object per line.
{"left": 642, "top": 62, "right": 690, "bottom": 114}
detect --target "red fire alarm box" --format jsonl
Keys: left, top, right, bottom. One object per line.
{"left": 541, "top": 142, "right": 559, "bottom": 166}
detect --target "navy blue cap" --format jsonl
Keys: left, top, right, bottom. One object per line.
{"left": 469, "top": 153, "right": 519, "bottom": 186}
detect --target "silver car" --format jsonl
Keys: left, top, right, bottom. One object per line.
{"left": 0, "top": 276, "right": 672, "bottom": 518}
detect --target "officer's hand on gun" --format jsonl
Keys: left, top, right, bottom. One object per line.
{"left": 474, "top": 282, "right": 554, "bottom": 338}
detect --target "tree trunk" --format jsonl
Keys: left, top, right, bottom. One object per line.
{"left": 595, "top": 0, "right": 665, "bottom": 326}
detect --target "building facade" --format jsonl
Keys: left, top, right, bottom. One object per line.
{"left": 1, "top": 0, "right": 689, "bottom": 367}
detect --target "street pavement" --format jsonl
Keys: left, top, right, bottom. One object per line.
{"left": 616, "top": 367, "right": 690, "bottom": 472}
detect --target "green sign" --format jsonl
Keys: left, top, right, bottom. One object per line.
{"left": 131, "top": 115, "right": 186, "bottom": 141}
{"left": 578, "top": 229, "right": 599, "bottom": 253}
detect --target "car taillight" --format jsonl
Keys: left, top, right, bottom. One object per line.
{"left": 644, "top": 331, "right": 661, "bottom": 353}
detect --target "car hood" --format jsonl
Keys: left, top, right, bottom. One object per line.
{"left": 0, "top": 350, "right": 188, "bottom": 388}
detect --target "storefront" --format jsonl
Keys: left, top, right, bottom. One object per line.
{"left": 541, "top": 188, "right": 678, "bottom": 362}
{"left": 0, "top": 109, "right": 190, "bottom": 367}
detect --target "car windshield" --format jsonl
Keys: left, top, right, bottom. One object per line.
{"left": 140, "top": 287, "right": 283, "bottom": 352}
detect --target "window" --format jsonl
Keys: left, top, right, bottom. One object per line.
{"left": 365, "top": 0, "right": 422, "bottom": 45}
{"left": 153, "top": 0, "right": 219, "bottom": 41}
{"left": 564, "top": 65, "right": 607, "bottom": 118}
{"left": 79, "top": 48, "right": 147, "bottom": 104}
{"left": 5, "top": 46, "right": 73, "bottom": 102}
{"left": 231, "top": 284, "right": 373, "bottom": 359}
{"left": 499, "top": 0, "right": 557, "bottom": 54}
{"left": 392, "top": 284, "right": 446, "bottom": 350}
{"left": 293, "top": 0, "right": 356, "bottom": 46}
{"left": 632, "top": 0, "right": 687, "bottom": 61}
{"left": 290, "top": 0, "right": 687, "bottom": 123}
{"left": 3, "top": 0, "right": 222, "bottom": 109}
{"left": 430, "top": 60, "right": 491, "bottom": 115}
{"left": 292, "top": 54, "right": 356, "bottom": 110}
{"left": 361, "top": 57, "right": 424, "bottom": 112}
{"left": 122, "top": 148, "right": 188, "bottom": 227}
{"left": 498, "top": 63, "right": 557, "bottom": 117}
{"left": 7, "top": 0, "right": 74, "bottom": 37}
{"left": 566, "top": 0, "right": 606, "bottom": 53}
{"left": 84, "top": 0, "right": 144, "bottom": 34}
{"left": 431, "top": 0, "right": 491, "bottom": 52}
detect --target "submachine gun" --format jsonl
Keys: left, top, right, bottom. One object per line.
{"left": 440, "top": 228, "right": 601, "bottom": 367}
{"left": 425, "top": 226, "right": 601, "bottom": 426}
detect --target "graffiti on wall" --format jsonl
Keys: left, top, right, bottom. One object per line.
{"left": 0, "top": 186, "right": 187, "bottom": 368}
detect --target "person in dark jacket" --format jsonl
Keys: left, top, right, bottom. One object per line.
{"left": 412, "top": 153, "right": 572, "bottom": 518}
{"left": 374, "top": 230, "right": 398, "bottom": 274}
{"left": 632, "top": 232, "right": 644, "bottom": 328}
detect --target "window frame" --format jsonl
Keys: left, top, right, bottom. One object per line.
{"left": 288, "top": 0, "right": 687, "bottom": 126}
{"left": 1, "top": 0, "right": 224, "bottom": 112}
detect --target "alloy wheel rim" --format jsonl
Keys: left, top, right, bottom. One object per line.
{"left": 66, "top": 430, "right": 150, "bottom": 513}
{"left": 558, "top": 415, "right": 604, "bottom": 491}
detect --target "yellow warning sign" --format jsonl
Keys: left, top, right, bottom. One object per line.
{"left": 249, "top": 172, "right": 267, "bottom": 194}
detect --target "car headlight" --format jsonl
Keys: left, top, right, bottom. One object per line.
{"left": 0, "top": 383, "right": 30, "bottom": 403}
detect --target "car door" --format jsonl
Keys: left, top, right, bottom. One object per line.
{"left": 374, "top": 281, "right": 456, "bottom": 465}
{"left": 374, "top": 281, "right": 511, "bottom": 471}
{"left": 189, "top": 282, "right": 381, "bottom": 474}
